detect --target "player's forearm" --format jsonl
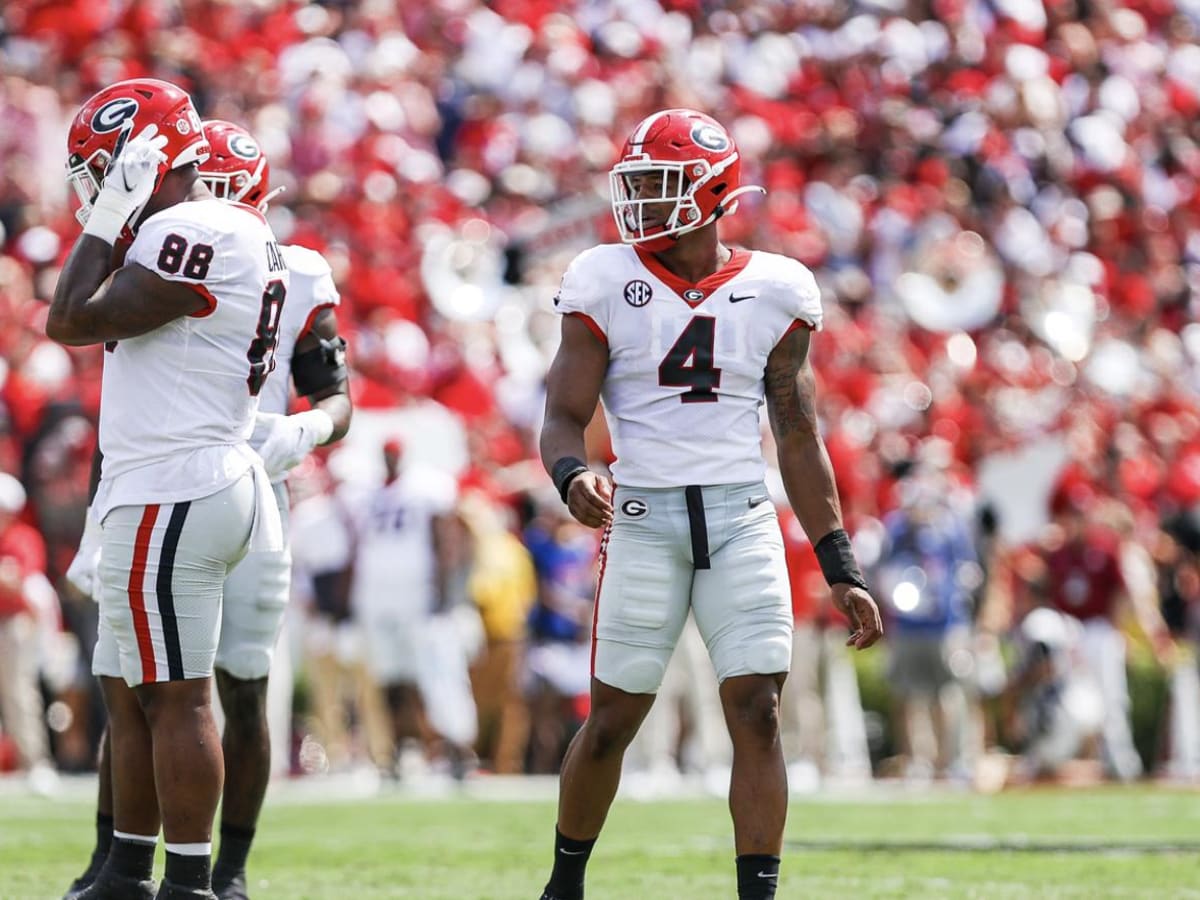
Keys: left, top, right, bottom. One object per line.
{"left": 539, "top": 410, "right": 590, "bottom": 476}
{"left": 47, "top": 235, "right": 117, "bottom": 345}
{"left": 777, "top": 434, "right": 844, "bottom": 544}
{"left": 313, "top": 391, "right": 353, "bottom": 444}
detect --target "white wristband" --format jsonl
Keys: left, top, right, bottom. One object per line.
{"left": 294, "top": 408, "right": 335, "bottom": 445}
{"left": 81, "top": 189, "right": 140, "bottom": 244}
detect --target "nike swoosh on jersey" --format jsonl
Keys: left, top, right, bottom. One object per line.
{"left": 730, "top": 293, "right": 755, "bottom": 303}
{"left": 748, "top": 495, "right": 769, "bottom": 508}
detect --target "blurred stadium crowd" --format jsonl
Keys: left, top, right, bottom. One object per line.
{"left": 2, "top": 0, "right": 1200, "bottom": 791}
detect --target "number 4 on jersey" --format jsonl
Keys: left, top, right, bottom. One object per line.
{"left": 659, "top": 315, "right": 721, "bottom": 403}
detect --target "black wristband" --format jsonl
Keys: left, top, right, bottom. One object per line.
{"left": 814, "top": 528, "right": 869, "bottom": 591}
{"left": 551, "top": 456, "right": 589, "bottom": 504}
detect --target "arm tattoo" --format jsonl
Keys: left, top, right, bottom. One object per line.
{"left": 766, "top": 329, "right": 819, "bottom": 440}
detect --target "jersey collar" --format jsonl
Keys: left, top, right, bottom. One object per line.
{"left": 634, "top": 246, "right": 751, "bottom": 307}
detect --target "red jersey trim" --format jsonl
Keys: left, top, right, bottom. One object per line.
{"left": 299, "top": 302, "right": 337, "bottom": 340}
{"left": 780, "top": 318, "right": 816, "bottom": 341}
{"left": 634, "top": 245, "right": 752, "bottom": 307}
{"left": 185, "top": 282, "right": 218, "bottom": 318}
{"left": 568, "top": 311, "right": 608, "bottom": 345}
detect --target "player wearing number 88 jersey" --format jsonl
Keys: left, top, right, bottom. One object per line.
{"left": 94, "top": 201, "right": 289, "bottom": 516}
{"left": 538, "top": 109, "right": 884, "bottom": 900}
{"left": 48, "top": 79, "right": 290, "bottom": 900}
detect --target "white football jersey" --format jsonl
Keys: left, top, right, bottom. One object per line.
{"left": 346, "top": 465, "right": 457, "bottom": 616}
{"left": 94, "top": 199, "right": 290, "bottom": 519}
{"left": 555, "top": 244, "right": 822, "bottom": 488}
{"left": 255, "top": 244, "right": 340, "bottom": 483}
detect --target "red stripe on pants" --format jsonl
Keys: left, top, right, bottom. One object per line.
{"left": 129, "top": 505, "right": 160, "bottom": 682}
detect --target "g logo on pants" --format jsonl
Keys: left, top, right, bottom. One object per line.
{"left": 621, "top": 498, "right": 649, "bottom": 519}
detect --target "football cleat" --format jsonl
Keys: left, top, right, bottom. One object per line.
{"left": 212, "top": 869, "right": 250, "bottom": 900}
{"left": 72, "top": 870, "right": 156, "bottom": 900}
{"left": 154, "top": 881, "right": 218, "bottom": 900}
{"left": 61, "top": 850, "right": 106, "bottom": 899}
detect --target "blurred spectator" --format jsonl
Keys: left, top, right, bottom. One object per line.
{"left": 289, "top": 462, "right": 391, "bottom": 774}
{"left": 0, "top": 471, "right": 52, "bottom": 777}
{"left": 462, "top": 493, "right": 536, "bottom": 775}
{"left": 344, "top": 437, "right": 462, "bottom": 775}
{"left": 521, "top": 494, "right": 596, "bottom": 774}
{"left": 1036, "top": 491, "right": 1172, "bottom": 781}
{"left": 1154, "top": 509, "right": 1200, "bottom": 780}
{"left": 1001, "top": 607, "right": 1104, "bottom": 786}
{"left": 875, "top": 466, "right": 980, "bottom": 781}
{"left": 777, "top": 505, "right": 871, "bottom": 790}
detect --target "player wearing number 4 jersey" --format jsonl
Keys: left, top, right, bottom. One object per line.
{"left": 538, "top": 109, "right": 883, "bottom": 900}
{"left": 48, "top": 81, "right": 292, "bottom": 900}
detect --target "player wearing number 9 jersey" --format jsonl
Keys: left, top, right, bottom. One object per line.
{"left": 537, "top": 109, "right": 884, "bottom": 900}
{"left": 48, "top": 79, "right": 289, "bottom": 900}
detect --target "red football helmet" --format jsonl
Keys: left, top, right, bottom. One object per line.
{"left": 609, "top": 109, "right": 764, "bottom": 251}
{"left": 198, "top": 120, "right": 284, "bottom": 211}
{"left": 66, "top": 79, "right": 209, "bottom": 229}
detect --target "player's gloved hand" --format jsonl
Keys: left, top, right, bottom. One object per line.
{"left": 565, "top": 471, "right": 613, "bottom": 529}
{"left": 252, "top": 409, "right": 335, "bottom": 478}
{"left": 65, "top": 504, "right": 102, "bottom": 600}
{"left": 82, "top": 124, "right": 169, "bottom": 244}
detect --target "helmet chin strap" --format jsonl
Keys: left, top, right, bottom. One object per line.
{"left": 256, "top": 185, "right": 285, "bottom": 212}
{"left": 711, "top": 184, "right": 766, "bottom": 221}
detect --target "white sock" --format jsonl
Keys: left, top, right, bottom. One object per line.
{"left": 112, "top": 830, "right": 158, "bottom": 846}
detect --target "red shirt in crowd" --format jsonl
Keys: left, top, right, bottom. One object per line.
{"left": 0, "top": 519, "right": 47, "bottom": 617}
{"left": 1043, "top": 532, "right": 1125, "bottom": 623}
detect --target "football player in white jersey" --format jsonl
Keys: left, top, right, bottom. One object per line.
{"left": 537, "top": 109, "right": 883, "bottom": 900}
{"left": 48, "top": 80, "right": 290, "bottom": 900}
{"left": 61, "top": 120, "right": 352, "bottom": 900}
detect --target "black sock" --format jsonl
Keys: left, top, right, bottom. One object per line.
{"left": 107, "top": 837, "right": 155, "bottom": 881}
{"left": 213, "top": 822, "right": 256, "bottom": 878}
{"left": 93, "top": 812, "right": 114, "bottom": 861}
{"left": 736, "top": 854, "right": 781, "bottom": 900}
{"left": 165, "top": 850, "right": 211, "bottom": 890}
{"left": 544, "top": 827, "right": 596, "bottom": 900}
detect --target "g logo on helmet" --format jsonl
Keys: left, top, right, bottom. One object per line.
{"left": 228, "top": 134, "right": 260, "bottom": 159}
{"left": 690, "top": 123, "right": 729, "bottom": 153}
{"left": 91, "top": 98, "right": 139, "bottom": 134}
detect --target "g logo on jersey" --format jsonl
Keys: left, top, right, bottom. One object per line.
{"left": 228, "top": 134, "right": 259, "bottom": 159}
{"left": 91, "top": 98, "right": 139, "bottom": 134}
{"left": 621, "top": 498, "right": 649, "bottom": 519}
{"left": 683, "top": 288, "right": 705, "bottom": 302}
{"left": 690, "top": 123, "right": 730, "bottom": 153}
{"left": 624, "top": 280, "right": 653, "bottom": 308}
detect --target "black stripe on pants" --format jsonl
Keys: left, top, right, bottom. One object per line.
{"left": 684, "top": 485, "right": 711, "bottom": 570}
{"left": 156, "top": 501, "right": 191, "bottom": 680}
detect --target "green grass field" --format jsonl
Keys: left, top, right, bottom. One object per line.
{"left": 2, "top": 779, "right": 1199, "bottom": 899}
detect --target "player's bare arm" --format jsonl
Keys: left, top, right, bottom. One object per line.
{"left": 48, "top": 257, "right": 207, "bottom": 346}
{"left": 765, "top": 326, "right": 883, "bottom": 649}
{"left": 293, "top": 307, "right": 353, "bottom": 443}
{"left": 540, "top": 313, "right": 612, "bottom": 528}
